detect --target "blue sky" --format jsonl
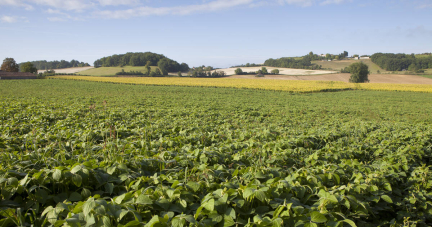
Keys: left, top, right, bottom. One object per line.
{"left": 1, "top": 0, "right": 432, "bottom": 68}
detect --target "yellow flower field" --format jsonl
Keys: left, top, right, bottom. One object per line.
{"left": 50, "top": 76, "right": 432, "bottom": 93}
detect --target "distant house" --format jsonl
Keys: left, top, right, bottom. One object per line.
{"left": 0, "top": 71, "right": 37, "bottom": 80}
{"left": 353, "top": 57, "right": 359, "bottom": 60}
{"left": 360, "top": 57, "right": 370, "bottom": 60}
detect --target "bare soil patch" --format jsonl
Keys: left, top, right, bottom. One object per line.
{"left": 229, "top": 73, "right": 432, "bottom": 84}
{"left": 214, "top": 67, "right": 337, "bottom": 76}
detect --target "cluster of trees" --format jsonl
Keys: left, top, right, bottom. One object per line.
{"left": 371, "top": 53, "right": 432, "bottom": 72}
{"left": 235, "top": 67, "right": 279, "bottom": 75}
{"left": 264, "top": 57, "right": 320, "bottom": 69}
{"left": 1, "top": 58, "right": 38, "bottom": 73}
{"left": 231, "top": 63, "right": 262, "bottom": 68}
{"left": 1, "top": 58, "right": 20, "bottom": 72}
{"left": 189, "top": 67, "right": 226, "bottom": 77}
{"left": 115, "top": 68, "right": 164, "bottom": 77}
{"left": 93, "top": 52, "right": 189, "bottom": 73}
{"left": 20, "top": 60, "right": 90, "bottom": 70}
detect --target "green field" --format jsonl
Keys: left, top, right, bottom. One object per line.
{"left": 415, "top": 54, "right": 432, "bottom": 59}
{"left": 77, "top": 66, "right": 159, "bottom": 76}
{"left": 1, "top": 80, "right": 432, "bottom": 226}
{"left": 312, "top": 59, "right": 385, "bottom": 73}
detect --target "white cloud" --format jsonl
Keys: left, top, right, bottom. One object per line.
{"left": 95, "top": 0, "right": 255, "bottom": 19}
{"left": 1, "top": 15, "right": 17, "bottom": 23}
{"left": 28, "top": 0, "right": 93, "bottom": 11}
{"left": 97, "top": 0, "right": 140, "bottom": 6}
{"left": 0, "top": 0, "right": 33, "bottom": 10}
{"left": 321, "top": 0, "right": 350, "bottom": 5}
{"left": 0, "top": 15, "right": 28, "bottom": 22}
{"left": 47, "top": 16, "right": 65, "bottom": 21}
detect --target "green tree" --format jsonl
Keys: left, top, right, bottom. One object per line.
{"left": 348, "top": 62, "right": 370, "bottom": 83}
{"left": 271, "top": 69, "right": 279, "bottom": 74}
{"left": 21, "top": 62, "right": 38, "bottom": 73}
{"left": 261, "top": 67, "right": 268, "bottom": 74}
{"left": 177, "top": 71, "right": 182, "bottom": 77}
{"left": 1, "top": 58, "right": 19, "bottom": 72}
{"left": 155, "top": 68, "right": 162, "bottom": 76}
{"left": 344, "top": 51, "right": 348, "bottom": 57}
{"left": 326, "top": 54, "right": 331, "bottom": 60}
{"left": 157, "top": 59, "right": 169, "bottom": 76}
{"left": 145, "top": 61, "right": 152, "bottom": 75}
{"left": 235, "top": 68, "right": 243, "bottom": 75}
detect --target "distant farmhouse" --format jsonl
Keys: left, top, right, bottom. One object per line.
{"left": 0, "top": 70, "right": 37, "bottom": 80}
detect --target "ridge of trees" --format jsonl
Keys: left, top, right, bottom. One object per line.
{"left": 93, "top": 52, "right": 189, "bottom": 73}
{"left": 19, "top": 60, "right": 90, "bottom": 70}
{"left": 371, "top": 53, "right": 432, "bottom": 71}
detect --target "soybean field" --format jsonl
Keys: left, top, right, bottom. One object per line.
{"left": 0, "top": 80, "right": 432, "bottom": 227}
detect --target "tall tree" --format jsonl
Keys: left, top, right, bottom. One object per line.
{"left": 348, "top": 62, "right": 370, "bottom": 83}
{"left": 21, "top": 62, "right": 38, "bottom": 73}
{"left": 1, "top": 58, "right": 19, "bottom": 72}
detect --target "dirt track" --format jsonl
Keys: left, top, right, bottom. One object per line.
{"left": 38, "top": 66, "right": 94, "bottom": 74}
{"left": 229, "top": 73, "right": 432, "bottom": 84}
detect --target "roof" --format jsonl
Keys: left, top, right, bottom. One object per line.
{"left": 0, "top": 71, "right": 37, "bottom": 79}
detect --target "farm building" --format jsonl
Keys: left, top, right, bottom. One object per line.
{"left": 0, "top": 71, "right": 37, "bottom": 80}
{"left": 360, "top": 56, "right": 370, "bottom": 59}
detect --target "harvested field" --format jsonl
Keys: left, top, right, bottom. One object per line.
{"left": 38, "top": 66, "right": 94, "bottom": 74}
{"left": 214, "top": 67, "right": 337, "bottom": 76}
{"left": 229, "top": 73, "right": 432, "bottom": 84}
{"left": 312, "top": 59, "right": 385, "bottom": 73}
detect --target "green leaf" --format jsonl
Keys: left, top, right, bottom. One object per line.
{"left": 383, "top": 183, "right": 392, "bottom": 191}
{"left": 255, "top": 190, "right": 267, "bottom": 202}
{"left": 304, "top": 223, "right": 318, "bottom": 227}
{"left": 72, "top": 174, "right": 82, "bottom": 187}
{"left": 53, "top": 169, "right": 62, "bottom": 181}
{"left": 83, "top": 199, "right": 97, "bottom": 217}
{"left": 310, "top": 211, "right": 327, "bottom": 223}
{"left": 69, "top": 192, "right": 83, "bottom": 202}
{"left": 341, "top": 219, "right": 357, "bottom": 227}
{"left": 223, "top": 215, "right": 235, "bottom": 227}
{"left": 187, "top": 181, "right": 200, "bottom": 192}
{"left": 204, "top": 199, "right": 215, "bottom": 212}
{"left": 381, "top": 195, "right": 393, "bottom": 203}
{"left": 81, "top": 188, "right": 91, "bottom": 199}
{"left": 107, "top": 166, "right": 116, "bottom": 175}
{"left": 136, "top": 194, "right": 153, "bottom": 205}
{"left": 104, "top": 183, "right": 114, "bottom": 195}
{"left": 71, "top": 165, "right": 82, "bottom": 174}
{"left": 172, "top": 217, "right": 186, "bottom": 227}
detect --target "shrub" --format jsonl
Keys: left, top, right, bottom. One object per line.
{"left": 271, "top": 69, "right": 279, "bottom": 74}
{"left": 235, "top": 68, "right": 243, "bottom": 75}
{"left": 348, "top": 62, "right": 370, "bottom": 83}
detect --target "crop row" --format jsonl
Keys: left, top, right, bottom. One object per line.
{"left": 49, "top": 76, "right": 432, "bottom": 93}
{"left": 0, "top": 80, "right": 432, "bottom": 226}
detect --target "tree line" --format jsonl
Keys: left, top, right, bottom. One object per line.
{"left": 93, "top": 52, "right": 189, "bottom": 73}
{"left": 371, "top": 53, "right": 432, "bottom": 72}
{"left": 264, "top": 57, "right": 323, "bottom": 70}
{"left": 19, "top": 60, "right": 90, "bottom": 70}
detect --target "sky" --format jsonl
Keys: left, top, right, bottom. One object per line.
{"left": 1, "top": 0, "right": 432, "bottom": 68}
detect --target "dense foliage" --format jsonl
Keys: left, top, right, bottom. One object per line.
{"left": 264, "top": 57, "right": 323, "bottom": 70}
{"left": 348, "top": 62, "right": 370, "bottom": 83}
{"left": 20, "top": 62, "right": 38, "bottom": 73}
{"left": 371, "top": 53, "right": 432, "bottom": 71}
{"left": 0, "top": 80, "right": 432, "bottom": 226}
{"left": 1, "top": 58, "right": 19, "bottom": 72}
{"left": 93, "top": 52, "right": 189, "bottom": 73}
{"left": 20, "top": 60, "right": 90, "bottom": 70}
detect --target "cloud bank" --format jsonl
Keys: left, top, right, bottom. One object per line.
{"left": 1, "top": 0, "right": 356, "bottom": 21}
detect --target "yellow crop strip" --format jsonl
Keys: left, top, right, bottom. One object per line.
{"left": 50, "top": 76, "right": 432, "bottom": 93}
